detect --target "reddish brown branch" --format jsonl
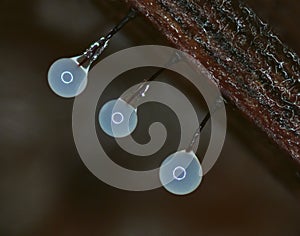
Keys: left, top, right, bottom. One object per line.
{"left": 124, "top": 0, "right": 300, "bottom": 163}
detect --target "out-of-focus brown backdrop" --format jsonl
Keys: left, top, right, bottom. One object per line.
{"left": 0, "top": 0, "right": 300, "bottom": 235}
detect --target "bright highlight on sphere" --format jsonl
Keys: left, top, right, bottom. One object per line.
{"left": 159, "top": 150, "right": 202, "bottom": 195}
{"left": 99, "top": 98, "right": 138, "bottom": 138}
{"left": 48, "top": 58, "right": 88, "bottom": 98}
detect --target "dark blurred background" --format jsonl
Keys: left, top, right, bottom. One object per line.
{"left": 0, "top": 0, "right": 300, "bottom": 235}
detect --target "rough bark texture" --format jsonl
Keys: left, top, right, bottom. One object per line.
{"left": 124, "top": 0, "right": 300, "bottom": 163}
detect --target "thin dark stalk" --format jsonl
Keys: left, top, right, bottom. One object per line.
{"left": 78, "top": 9, "right": 137, "bottom": 67}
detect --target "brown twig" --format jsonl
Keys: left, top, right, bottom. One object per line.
{"left": 124, "top": 0, "right": 300, "bottom": 163}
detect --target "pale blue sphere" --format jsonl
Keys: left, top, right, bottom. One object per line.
{"left": 159, "top": 150, "right": 202, "bottom": 195}
{"left": 48, "top": 58, "right": 88, "bottom": 98}
{"left": 99, "top": 98, "right": 138, "bottom": 138}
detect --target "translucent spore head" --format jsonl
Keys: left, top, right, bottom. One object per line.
{"left": 99, "top": 98, "right": 138, "bottom": 138}
{"left": 48, "top": 57, "right": 88, "bottom": 98}
{"left": 159, "top": 150, "right": 202, "bottom": 195}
